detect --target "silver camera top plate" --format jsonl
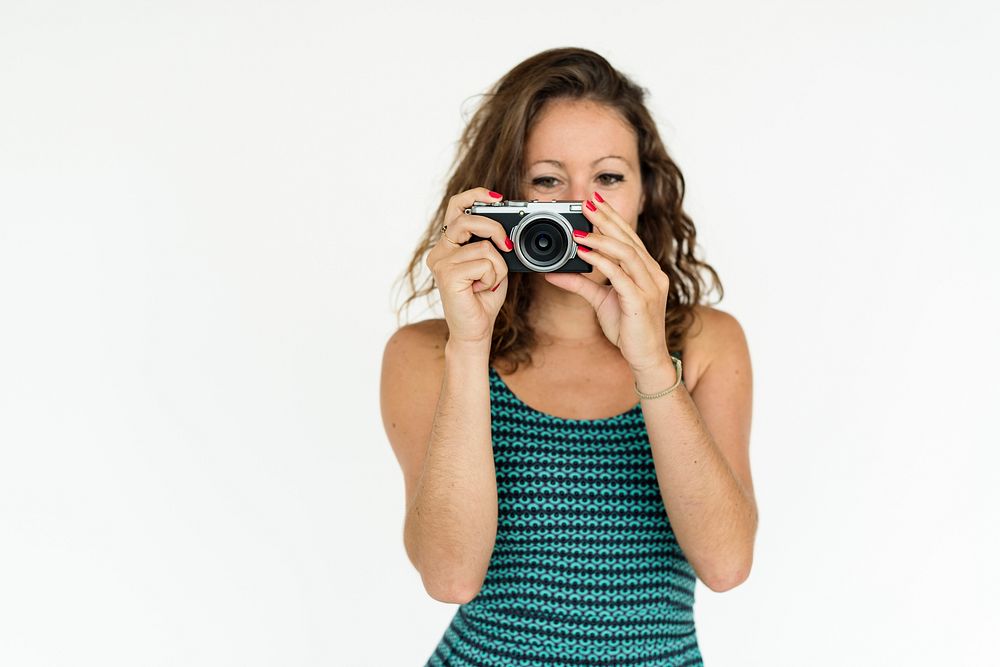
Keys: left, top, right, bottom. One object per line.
{"left": 464, "top": 199, "right": 585, "bottom": 215}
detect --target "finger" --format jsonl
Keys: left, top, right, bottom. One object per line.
{"left": 574, "top": 246, "right": 645, "bottom": 304}
{"left": 443, "top": 212, "right": 514, "bottom": 255}
{"left": 573, "top": 231, "right": 658, "bottom": 294}
{"left": 427, "top": 218, "right": 511, "bottom": 272}
{"left": 441, "top": 256, "right": 498, "bottom": 295}
{"left": 448, "top": 186, "right": 504, "bottom": 222}
{"left": 468, "top": 257, "right": 498, "bottom": 293}
{"left": 448, "top": 241, "right": 507, "bottom": 283}
{"left": 582, "top": 197, "right": 633, "bottom": 246}
{"left": 590, "top": 191, "right": 643, "bottom": 245}
{"left": 542, "top": 271, "right": 613, "bottom": 310}
{"left": 472, "top": 278, "right": 504, "bottom": 292}
{"left": 442, "top": 241, "right": 508, "bottom": 291}
{"left": 588, "top": 192, "right": 663, "bottom": 278}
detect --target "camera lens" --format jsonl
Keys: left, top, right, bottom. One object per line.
{"left": 520, "top": 218, "right": 568, "bottom": 268}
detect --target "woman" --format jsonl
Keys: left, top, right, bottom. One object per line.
{"left": 381, "top": 47, "right": 756, "bottom": 665}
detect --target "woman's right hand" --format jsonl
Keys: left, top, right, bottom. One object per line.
{"left": 424, "top": 186, "right": 514, "bottom": 347}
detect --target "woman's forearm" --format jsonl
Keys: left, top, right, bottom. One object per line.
{"left": 635, "top": 359, "right": 757, "bottom": 592}
{"left": 404, "top": 339, "right": 498, "bottom": 603}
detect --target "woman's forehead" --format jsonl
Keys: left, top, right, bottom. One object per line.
{"left": 525, "top": 100, "right": 638, "bottom": 164}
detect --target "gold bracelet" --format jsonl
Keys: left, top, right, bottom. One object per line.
{"left": 634, "top": 355, "right": 684, "bottom": 400}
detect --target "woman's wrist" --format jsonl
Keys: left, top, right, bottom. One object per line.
{"left": 445, "top": 337, "right": 492, "bottom": 363}
{"left": 632, "top": 355, "right": 679, "bottom": 395}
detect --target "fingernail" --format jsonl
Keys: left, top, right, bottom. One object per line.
{"left": 504, "top": 237, "right": 513, "bottom": 250}
{"left": 593, "top": 191, "right": 605, "bottom": 203}
{"left": 585, "top": 200, "right": 597, "bottom": 211}
{"left": 577, "top": 245, "right": 590, "bottom": 252}
{"left": 573, "top": 229, "right": 589, "bottom": 238}
{"left": 489, "top": 190, "right": 503, "bottom": 199}
{"left": 491, "top": 281, "right": 501, "bottom": 291}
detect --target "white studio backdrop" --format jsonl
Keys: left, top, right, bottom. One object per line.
{"left": 1, "top": 1, "right": 998, "bottom": 665}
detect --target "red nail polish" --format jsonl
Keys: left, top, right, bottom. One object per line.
{"left": 491, "top": 281, "right": 501, "bottom": 291}
{"left": 504, "top": 237, "right": 513, "bottom": 250}
{"left": 577, "top": 245, "right": 590, "bottom": 252}
{"left": 573, "top": 229, "right": 589, "bottom": 238}
{"left": 489, "top": 190, "right": 503, "bottom": 199}
{"left": 585, "top": 200, "right": 596, "bottom": 211}
{"left": 593, "top": 191, "right": 604, "bottom": 203}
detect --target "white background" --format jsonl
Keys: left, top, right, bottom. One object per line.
{"left": 2, "top": 1, "right": 998, "bottom": 665}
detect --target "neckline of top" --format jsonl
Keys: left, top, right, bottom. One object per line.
{"left": 487, "top": 351, "right": 682, "bottom": 424}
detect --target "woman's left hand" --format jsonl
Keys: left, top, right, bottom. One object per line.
{"left": 543, "top": 192, "right": 672, "bottom": 373}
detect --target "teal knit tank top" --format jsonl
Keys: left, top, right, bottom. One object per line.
{"left": 424, "top": 351, "right": 703, "bottom": 666}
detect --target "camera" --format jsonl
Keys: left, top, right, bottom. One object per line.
{"left": 463, "top": 199, "right": 593, "bottom": 273}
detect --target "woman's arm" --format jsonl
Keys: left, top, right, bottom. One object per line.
{"left": 380, "top": 323, "right": 497, "bottom": 603}
{"left": 635, "top": 307, "right": 757, "bottom": 592}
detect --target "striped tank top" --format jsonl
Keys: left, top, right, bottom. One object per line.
{"left": 424, "top": 351, "right": 703, "bottom": 666}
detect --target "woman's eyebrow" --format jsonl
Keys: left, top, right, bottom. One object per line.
{"left": 529, "top": 155, "right": 627, "bottom": 168}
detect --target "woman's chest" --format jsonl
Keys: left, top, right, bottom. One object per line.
{"left": 494, "top": 360, "right": 640, "bottom": 421}
{"left": 494, "top": 350, "right": 693, "bottom": 421}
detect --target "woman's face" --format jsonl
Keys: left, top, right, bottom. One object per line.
{"left": 521, "top": 98, "right": 645, "bottom": 286}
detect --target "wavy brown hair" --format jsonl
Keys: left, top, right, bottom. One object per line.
{"left": 391, "top": 47, "right": 723, "bottom": 372}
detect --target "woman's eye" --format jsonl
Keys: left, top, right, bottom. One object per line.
{"left": 531, "top": 174, "right": 623, "bottom": 188}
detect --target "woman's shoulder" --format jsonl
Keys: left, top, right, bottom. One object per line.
{"left": 689, "top": 305, "right": 746, "bottom": 338}
{"left": 383, "top": 318, "right": 450, "bottom": 364}
{"left": 389, "top": 317, "right": 449, "bottom": 341}
{"left": 681, "top": 305, "right": 749, "bottom": 392}
{"left": 380, "top": 319, "right": 451, "bottom": 454}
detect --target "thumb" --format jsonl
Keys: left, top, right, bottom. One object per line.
{"left": 544, "top": 272, "right": 609, "bottom": 310}
{"left": 543, "top": 271, "right": 587, "bottom": 294}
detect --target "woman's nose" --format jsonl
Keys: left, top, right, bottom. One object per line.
{"left": 567, "top": 183, "right": 591, "bottom": 203}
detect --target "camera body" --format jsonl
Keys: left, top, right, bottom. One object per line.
{"left": 463, "top": 199, "right": 593, "bottom": 273}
